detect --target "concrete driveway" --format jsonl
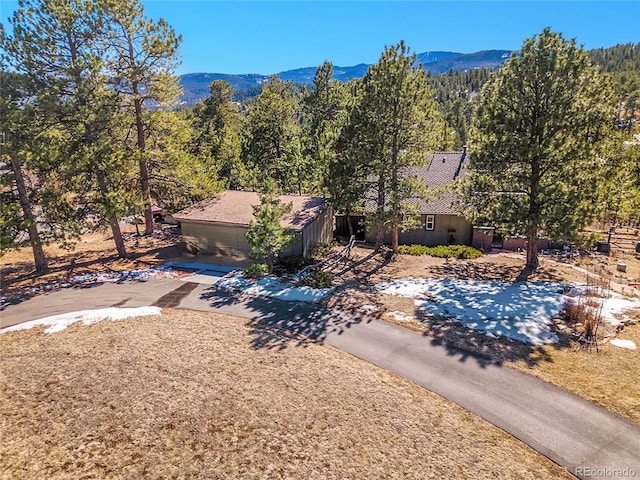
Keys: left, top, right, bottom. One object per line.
{"left": 2, "top": 277, "right": 639, "bottom": 480}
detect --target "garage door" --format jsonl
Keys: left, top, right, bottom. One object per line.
{"left": 182, "top": 222, "right": 251, "bottom": 257}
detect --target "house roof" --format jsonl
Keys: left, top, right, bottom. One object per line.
{"left": 364, "top": 151, "right": 467, "bottom": 215}
{"left": 173, "top": 190, "right": 328, "bottom": 231}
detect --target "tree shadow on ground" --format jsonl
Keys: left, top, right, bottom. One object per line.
{"left": 5, "top": 243, "right": 182, "bottom": 283}
{"left": 427, "top": 260, "right": 566, "bottom": 283}
{"left": 325, "top": 249, "right": 394, "bottom": 315}
{"left": 199, "top": 286, "right": 371, "bottom": 351}
{"left": 1, "top": 242, "right": 184, "bottom": 311}
{"left": 414, "top": 308, "right": 572, "bottom": 368}
{"left": 332, "top": 248, "right": 394, "bottom": 279}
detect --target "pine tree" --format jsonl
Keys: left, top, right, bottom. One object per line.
{"left": 243, "top": 76, "right": 305, "bottom": 194}
{"left": 245, "top": 194, "right": 294, "bottom": 273}
{"left": 461, "top": 29, "right": 615, "bottom": 270}
{"left": 350, "top": 41, "right": 443, "bottom": 253}
{"left": 7, "top": 0, "right": 131, "bottom": 258}
{"left": 0, "top": 71, "right": 49, "bottom": 271}
{"left": 329, "top": 79, "right": 369, "bottom": 236}
{"left": 599, "top": 136, "right": 640, "bottom": 225}
{"left": 302, "top": 61, "right": 348, "bottom": 194}
{"left": 192, "top": 80, "right": 245, "bottom": 188}
{"left": 145, "top": 109, "right": 224, "bottom": 211}
{"left": 103, "top": 0, "right": 182, "bottom": 235}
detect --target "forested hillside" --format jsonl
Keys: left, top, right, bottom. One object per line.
{"left": 2, "top": 0, "right": 639, "bottom": 271}
{"left": 177, "top": 50, "right": 512, "bottom": 107}
{"left": 589, "top": 43, "right": 640, "bottom": 130}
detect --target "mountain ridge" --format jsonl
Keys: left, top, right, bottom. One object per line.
{"left": 179, "top": 49, "right": 513, "bottom": 106}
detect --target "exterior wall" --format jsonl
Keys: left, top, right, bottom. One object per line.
{"left": 365, "top": 214, "right": 472, "bottom": 247}
{"left": 181, "top": 221, "right": 252, "bottom": 257}
{"left": 503, "top": 237, "right": 550, "bottom": 252}
{"left": 181, "top": 205, "right": 334, "bottom": 259}
{"left": 301, "top": 205, "right": 334, "bottom": 256}
{"left": 285, "top": 205, "right": 334, "bottom": 257}
{"left": 472, "top": 227, "right": 494, "bottom": 251}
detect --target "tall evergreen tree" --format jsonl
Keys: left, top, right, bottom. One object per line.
{"left": 7, "top": 0, "right": 131, "bottom": 258}
{"left": 349, "top": 41, "right": 443, "bottom": 253}
{"left": 329, "top": 79, "right": 370, "bottom": 236}
{"left": 598, "top": 135, "right": 640, "bottom": 226}
{"left": 103, "top": 0, "right": 182, "bottom": 234}
{"left": 461, "top": 29, "right": 615, "bottom": 270}
{"left": 192, "top": 80, "right": 245, "bottom": 188}
{"left": 145, "top": 109, "right": 224, "bottom": 211}
{"left": 243, "top": 76, "right": 305, "bottom": 194}
{"left": 302, "top": 61, "right": 348, "bottom": 194}
{"left": 0, "top": 70, "right": 49, "bottom": 271}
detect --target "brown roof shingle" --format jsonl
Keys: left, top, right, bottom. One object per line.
{"left": 364, "top": 151, "right": 468, "bottom": 215}
{"left": 173, "top": 191, "right": 328, "bottom": 231}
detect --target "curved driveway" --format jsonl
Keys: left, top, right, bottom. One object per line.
{"left": 2, "top": 277, "right": 639, "bottom": 480}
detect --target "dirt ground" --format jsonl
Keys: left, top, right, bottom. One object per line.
{"left": 324, "top": 244, "right": 640, "bottom": 424}
{"left": 0, "top": 225, "right": 184, "bottom": 298}
{"left": 0, "top": 309, "right": 572, "bottom": 480}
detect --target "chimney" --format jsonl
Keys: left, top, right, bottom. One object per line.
{"left": 462, "top": 145, "right": 468, "bottom": 158}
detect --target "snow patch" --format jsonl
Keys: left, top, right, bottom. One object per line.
{"left": 376, "top": 278, "right": 566, "bottom": 345}
{"left": 358, "top": 305, "right": 379, "bottom": 314}
{"left": 375, "top": 277, "right": 640, "bottom": 346}
{"left": 214, "top": 272, "right": 332, "bottom": 303}
{"left": 610, "top": 339, "right": 637, "bottom": 350}
{"left": 386, "top": 311, "right": 414, "bottom": 322}
{"left": 2, "top": 307, "right": 162, "bottom": 334}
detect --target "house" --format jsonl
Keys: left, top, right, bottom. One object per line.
{"left": 173, "top": 190, "right": 333, "bottom": 258}
{"left": 335, "top": 150, "right": 473, "bottom": 246}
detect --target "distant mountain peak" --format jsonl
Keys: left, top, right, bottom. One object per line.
{"left": 178, "top": 49, "right": 513, "bottom": 107}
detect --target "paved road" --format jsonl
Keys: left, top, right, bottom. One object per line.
{"left": 2, "top": 278, "right": 639, "bottom": 480}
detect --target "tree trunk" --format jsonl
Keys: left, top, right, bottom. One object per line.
{"left": 375, "top": 177, "right": 385, "bottom": 251}
{"left": 346, "top": 213, "right": 355, "bottom": 237}
{"left": 128, "top": 35, "right": 154, "bottom": 235}
{"left": 97, "top": 170, "right": 127, "bottom": 258}
{"left": 9, "top": 152, "right": 48, "bottom": 272}
{"left": 391, "top": 228, "right": 399, "bottom": 254}
{"left": 526, "top": 224, "right": 539, "bottom": 270}
{"left": 390, "top": 129, "right": 399, "bottom": 255}
{"left": 375, "top": 226, "right": 385, "bottom": 251}
{"left": 134, "top": 93, "right": 153, "bottom": 235}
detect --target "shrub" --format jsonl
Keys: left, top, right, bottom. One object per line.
{"left": 244, "top": 263, "right": 268, "bottom": 279}
{"left": 297, "top": 270, "right": 334, "bottom": 289}
{"left": 398, "top": 244, "right": 482, "bottom": 259}
{"left": 278, "top": 255, "right": 315, "bottom": 274}
{"left": 310, "top": 242, "right": 335, "bottom": 261}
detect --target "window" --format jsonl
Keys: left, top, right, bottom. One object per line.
{"left": 425, "top": 215, "right": 435, "bottom": 230}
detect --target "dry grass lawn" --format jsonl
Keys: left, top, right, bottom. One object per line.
{"left": 0, "top": 310, "right": 572, "bottom": 479}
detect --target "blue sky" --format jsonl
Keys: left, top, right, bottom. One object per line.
{"left": 1, "top": 1, "right": 638, "bottom": 75}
